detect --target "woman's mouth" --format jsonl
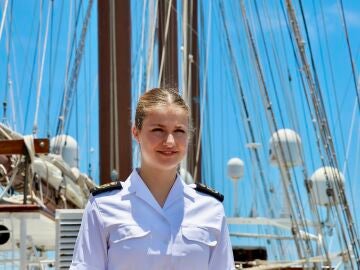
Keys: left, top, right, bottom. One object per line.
{"left": 157, "top": 150, "right": 178, "bottom": 156}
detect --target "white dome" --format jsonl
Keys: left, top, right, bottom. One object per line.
{"left": 180, "top": 168, "right": 194, "bottom": 184}
{"left": 269, "top": 129, "right": 302, "bottom": 167}
{"left": 310, "top": 166, "right": 345, "bottom": 206}
{"left": 50, "top": 135, "right": 79, "bottom": 168}
{"left": 227, "top": 157, "right": 244, "bottom": 180}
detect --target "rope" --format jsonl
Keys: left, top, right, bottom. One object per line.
{"left": 157, "top": 0, "right": 173, "bottom": 86}
{"left": 60, "top": 0, "right": 94, "bottom": 136}
{"left": 57, "top": 0, "right": 73, "bottom": 136}
{"left": 136, "top": 0, "right": 148, "bottom": 96}
{"left": 342, "top": 99, "right": 357, "bottom": 175}
{"left": 286, "top": 0, "right": 360, "bottom": 265}
{"left": 109, "top": 0, "right": 119, "bottom": 174}
{"left": 46, "top": 1, "right": 54, "bottom": 138}
{"left": 193, "top": 0, "right": 212, "bottom": 182}
{"left": 338, "top": 0, "right": 360, "bottom": 113}
{"left": 33, "top": 2, "right": 52, "bottom": 135}
{"left": 0, "top": 167, "right": 19, "bottom": 200}
{"left": 182, "top": 0, "right": 189, "bottom": 95}
{"left": 145, "top": 0, "right": 159, "bottom": 89}
{"left": 0, "top": 0, "right": 9, "bottom": 41}
{"left": 23, "top": 26, "right": 39, "bottom": 133}
{"left": 0, "top": 167, "right": 19, "bottom": 201}
{"left": 3, "top": 0, "right": 13, "bottom": 125}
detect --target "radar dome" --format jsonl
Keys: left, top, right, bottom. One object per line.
{"left": 227, "top": 157, "right": 244, "bottom": 180}
{"left": 269, "top": 129, "right": 302, "bottom": 167}
{"left": 310, "top": 166, "right": 345, "bottom": 206}
{"left": 50, "top": 135, "right": 79, "bottom": 168}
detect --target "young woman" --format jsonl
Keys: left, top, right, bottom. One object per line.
{"left": 70, "top": 88, "right": 235, "bottom": 269}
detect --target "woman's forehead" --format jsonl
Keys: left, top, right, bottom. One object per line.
{"left": 145, "top": 104, "right": 188, "bottom": 115}
{"left": 143, "top": 105, "right": 189, "bottom": 124}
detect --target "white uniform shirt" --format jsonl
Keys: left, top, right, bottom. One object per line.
{"left": 70, "top": 169, "right": 235, "bottom": 270}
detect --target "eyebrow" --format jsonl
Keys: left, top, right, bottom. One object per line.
{"left": 149, "top": 124, "right": 187, "bottom": 128}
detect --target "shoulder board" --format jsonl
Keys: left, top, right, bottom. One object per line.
{"left": 90, "top": 181, "right": 123, "bottom": 196}
{"left": 191, "top": 183, "right": 224, "bottom": 202}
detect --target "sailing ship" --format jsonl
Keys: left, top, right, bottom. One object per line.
{"left": 1, "top": 0, "right": 360, "bottom": 269}
{"left": 0, "top": 0, "right": 98, "bottom": 268}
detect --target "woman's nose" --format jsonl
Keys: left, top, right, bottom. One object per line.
{"left": 164, "top": 133, "right": 175, "bottom": 146}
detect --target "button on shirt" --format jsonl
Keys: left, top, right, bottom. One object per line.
{"left": 70, "top": 169, "right": 235, "bottom": 270}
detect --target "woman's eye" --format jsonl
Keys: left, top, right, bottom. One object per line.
{"left": 152, "top": 128, "right": 163, "bottom": 132}
{"left": 175, "top": 129, "right": 185, "bottom": 133}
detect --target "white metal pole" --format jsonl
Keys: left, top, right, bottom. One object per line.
{"left": 279, "top": 165, "right": 291, "bottom": 218}
{"left": 20, "top": 216, "right": 27, "bottom": 269}
{"left": 233, "top": 180, "right": 240, "bottom": 217}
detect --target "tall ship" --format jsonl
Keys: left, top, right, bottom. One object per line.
{"left": 0, "top": 0, "right": 360, "bottom": 269}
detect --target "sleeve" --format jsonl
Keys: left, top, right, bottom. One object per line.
{"left": 209, "top": 213, "right": 235, "bottom": 270}
{"left": 70, "top": 197, "right": 108, "bottom": 270}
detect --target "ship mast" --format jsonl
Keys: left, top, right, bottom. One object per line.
{"left": 185, "top": 0, "right": 201, "bottom": 183}
{"left": 158, "top": 0, "right": 201, "bottom": 182}
{"left": 98, "top": 0, "right": 201, "bottom": 184}
{"left": 98, "top": 0, "right": 132, "bottom": 184}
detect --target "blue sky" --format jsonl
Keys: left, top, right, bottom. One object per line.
{"left": 0, "top": 0, "right": 99, "bottom": 180}
{"left": 130, "top": 2, "right": 360, "bottom": 259}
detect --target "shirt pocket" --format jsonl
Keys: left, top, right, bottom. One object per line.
{"left": 181, "top": 226, "right": 218, "bottom": 247}
{"left": 109, "top": 224, "right": 150, "bottom": 244}
{"left": 108, "top": 224, "right": 151, "bottom": 265}
{"left": 174, "top": 226, "right": 218, "bottom": 267}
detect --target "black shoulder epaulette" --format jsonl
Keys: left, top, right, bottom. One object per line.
{"left": 192, "top": 183, "right": 224, "bottom": 202}
{"left": 90, "top": 181, "right": 123, "bottom": 196}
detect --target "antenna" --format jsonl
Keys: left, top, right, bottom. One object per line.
{"left": 246, "top": 142, "right": 261, "bottom": 217}
{"left": 269, "top": 129, "right": 302, "bottom": 217}
{"left": 309, "top": 166, "right": 345, "bottom": 225}
{"left": 227, "top": 157, "right": 244, "bottom": 217}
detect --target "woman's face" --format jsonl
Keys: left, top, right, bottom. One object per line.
{"left": 133, "top": 104, "right": 189, "bottom": 172}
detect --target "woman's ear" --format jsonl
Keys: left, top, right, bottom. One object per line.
{"left": 132, "top": 126, "right": 140, "bottom": 143}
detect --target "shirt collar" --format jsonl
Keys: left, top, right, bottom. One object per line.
{"left": 163, "top": 173, "right": 185, "bottom": 209}
{"left": 127, "top": 169, "right": 185, "bottom": 212}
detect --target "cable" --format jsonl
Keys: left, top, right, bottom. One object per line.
{"left": 0, "top": 0, "right": 9, "bottom": 41}
{"left": 33, "top": 1, "right": 52, "bottom": 135}
{"left": 338, "top": 0, "right": 360, "bottom": 114}
{"left": 157, "top": 0, "right": 174, "bottom": 86}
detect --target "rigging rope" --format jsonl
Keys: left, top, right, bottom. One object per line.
{"left": 241, "top": 1, "right": 312, "bottom": 260}
{"left": 218, "top": 0, "right": 282, "bottom": 245}
{"left": 47, "top": 0, "right": 54, "bottom": 138}
{"left": 56, "top": 0, "right": 94, "bottom": 136}
{"left": 23, "top": 26, "right": 39, "bottom": 134}
{"left": 2, "top": 0, "right": 13, "bottom": 126}
{"left": 181, "top": 0, "right": 188, "bottom": 96}
{"left": 284, "top": 1, "right": 343, "bottom": 262}
{"left": 145, "top": 0, "right": 159, "bottom": 89}
{"left": 56, "top": 0, "right": 73, "bottom": 139}
{"left": 157, "top": 0, "right": 173, "bottom": 86}
{"left": 33, "top": 1, "right": 51, "bottom": 135}
{"left": 317, "top": 0, "right": 348, "bottom": 180}
{"left": 259, "top": 1, "right": 338, "bottom": 264}
{"left": 342, "top": 99, "right": 357, "bottom": 176}
{"left": 193, "top": 0, "right": 212, "bottom": 183}
{"left": 286, "top": 0, "right": 360, "bottom": 266}
{"left": 0, "top": 0, "right": 9, "bottom": 42}
{"left": 136, "top": 0, "right": 148, "bottom": 97}
{"left": 298, "top": 2, "right": 359, "bottom": 264}
{"left": 109, "top": 0, "right": 119, "bottom": 175}
{"left": 262, "top": 6, "right": 322, "bottom": 264}
{"left": 338, "top": 0, "right": 360, "bottom": 114}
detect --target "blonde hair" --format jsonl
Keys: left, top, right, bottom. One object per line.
{"left": 135, "top": 88, "right": 191, "bottom": 130}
